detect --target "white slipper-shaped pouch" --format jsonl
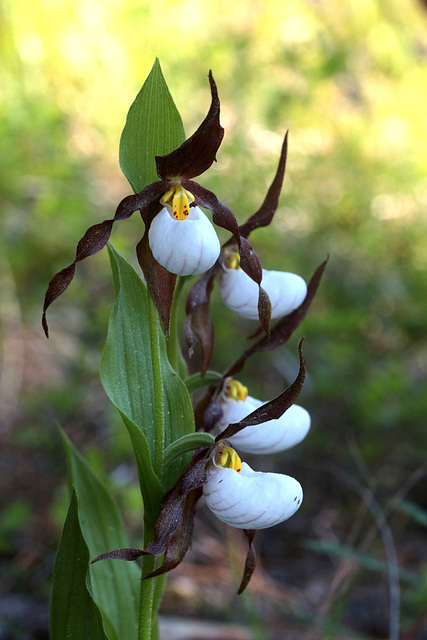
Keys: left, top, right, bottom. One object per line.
{"left": 216, "top": 379, "right": 311, "bottom": 454}
{"left": 149, "top": 205, "right": 220, "bottom": 276}
{"left": 204, "top": 448, "right": 303, "bottom": 529}
{"left": 220, "top": 252, "right": 307, "bottom": 319}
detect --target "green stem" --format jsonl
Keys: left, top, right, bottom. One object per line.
{"left": 166, "top": 276, "right": 187, "bottom": 377}
{"left": 148, "top": 291, "right": 165, "bottom": 477}
{"left": 138, "top": 556, "right": 156, "bottom": 640}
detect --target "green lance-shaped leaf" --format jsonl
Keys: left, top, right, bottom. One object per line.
{"left": 119, "top": 58, "right": 186, "bottom": 193}
{"left": 61, "top": 430, "right": 139, "bottom": 640}
{"left": 101, "top": 245, "right": 195, "bottom": 498}
{"left": 50, "top": 489, "right": 110, "bottom": 640}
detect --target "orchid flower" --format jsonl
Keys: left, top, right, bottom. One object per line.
{"left": 220, "top": 248, "right": 307, "bottom": 320}
{"left": 204, "top": 444, "right": 302, "bottom": 529}
{"left": 42, "top": 72, "right": 270, "bottom": 336}
{"left": 215, "top": 378, "right": 311, "bottom": 454}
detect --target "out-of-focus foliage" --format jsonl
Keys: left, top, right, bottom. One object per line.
{"left": 1, "top": 0, "right": 427, "bottom": 638}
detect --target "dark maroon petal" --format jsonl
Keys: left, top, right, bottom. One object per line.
{"left": 217, "top": 338, "right": 306, "bottom": 441}
{"left": 114, "top": 180, "right": 167, "bottom": 222}
{"left": 91, "top": 548, "right": 145, "bottom": 564}
{"left": 42, "top": 264, "right": 76, "bottom": 338}
{"left": 237, "top": 530, "right": 257, "bottom": 594}
{"left": 41, "top": 181, "right": 166, "bottom": 338}
{"left": 238, "top": 132, "right": 288, "bottom": 239}
{"left": 224, "top": 258, "right": 328, "bottom": 378}
{"left": 155, "top": 72, "right": 224, "bottom": 180}
{"left": 185, "top": 180, "right": 240, "bottom": 239}
{"left": 184, "top": 264, "right": 220, "bottom": 374}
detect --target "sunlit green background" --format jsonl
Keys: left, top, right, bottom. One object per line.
{"left": 1, "top": 0, "right": 427, "bottom": 637}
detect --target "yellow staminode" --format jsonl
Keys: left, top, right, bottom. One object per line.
{"left": 162, "top": 184, "right": 195, "bottom": 220}
{"left": 224, "top": 250, "right": 240, "bottom": 270}
{"left": 216, "top": 446, "right": 242, "bottom": 472}
{"left": 226, "top": 379, "right": 248, "bottom": 402}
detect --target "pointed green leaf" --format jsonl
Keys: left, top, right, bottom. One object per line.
{"left": 101, "top": 244, "right": 195, "bottom": 495}
{"left": 50, "top": 489, "right": 109, "bottom": 640}
{"left": 119, "top": 58, "right": 186, "bottom": 193}
{"left": 185, "top": 370, "right": 223, "bottom": 393}
{"left": 61, "top": 430, "right": 139, "bottom": 640}
{"left": 163, "top": 433, "right": 215, "bottom": 471}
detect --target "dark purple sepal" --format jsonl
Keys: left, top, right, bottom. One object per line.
{"left": 194, "top": 385, "right": 222, "bottom": 432}
{"left": 217, "top": 338, "right": 306, "bottom": 441}
{"left": 155, "top": 72, "right": 223, "bottom": 181}
{"left": 140, "top": 452, "right": 209, "bottom": 570}
{"left": 184, "top": 264, "right": 220, "bottom": 374}
{"left": 143, "top": 486, "right": 203, "bottom": 579}
{"left": 238, "top": 132, "right": 288, "bottom": 239}
{"left": 91, "top": 548, "right": 145, "bottom": 564}
{"left": 136, "top": 228, "right": 177, "bottom": 337}
{"left": 237, "top": 530, "right": 257, "bottom": 594}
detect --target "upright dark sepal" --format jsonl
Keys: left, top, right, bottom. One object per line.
{"left": 156, "top": 71, "right": 223, "bottom": 180}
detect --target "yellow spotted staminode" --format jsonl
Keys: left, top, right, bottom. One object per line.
{"left": 225, "top": 379, "right": 248, "bottom": 402}
{"left": 161, "top": 184, "right": 195, "bottom": 220}
{"left": 215, "top": 444, "right": 242, "bottom": 472}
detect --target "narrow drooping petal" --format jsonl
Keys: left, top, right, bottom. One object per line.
{"left": 148, "top": 206, "right": 220, "bottom": 276}
{"left": 204, "top": 460, "right": 303, "bottom": 529}
{"left": 217, "top": 394, "right": 311, "bottom": 454}
{"left": 220, "top": 263, "right": 307, "bottom": 321}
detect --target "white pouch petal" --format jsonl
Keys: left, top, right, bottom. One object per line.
{"left": 227, "top": 404, "right": 311, "bottom": 454}
{"left": 149, "top": 206, "right": 220, "bottom": 276}
{"left": 220, "top": 266, "right": 307, "bottom": 320}
{"left": 204, "top": 461, "right": 303, "bottom": 529}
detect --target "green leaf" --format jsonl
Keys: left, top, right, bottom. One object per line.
{"left": 185, "top": 370, "right": 223, "bottom": 393}
{"left": 101, "top": 244, "right": 195, "bottom": 496}
{"left": 50, "top": 489, "right": 109, "bottom": 640}
{"left": 61, "top": 429, "right": 140, "bottom": 640}
{"left": 119, "top": 58, "right": 186, "bottom": 193}
{"left": 163, "top": 432, "right": 215, "bottom": 471}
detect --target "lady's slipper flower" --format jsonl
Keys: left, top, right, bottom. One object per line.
{"left": 42, "top": 72, "right": 269, "bottom": 336}
{"left": 148, "top": 203, "right": 220, "bottom": 276}
{"left": 220, "top": 249, "right": 307, "bottom": 320}
{"left": 203, "top": 444, "right": 303, "bottom": 529}
{"left": 215, "top": 378, "right": 311, "bottom": 454}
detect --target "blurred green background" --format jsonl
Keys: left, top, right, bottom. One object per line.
{"left": 1, "top": 0, "right": 427, "bottom": 638}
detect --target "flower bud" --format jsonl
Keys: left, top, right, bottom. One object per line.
{"left": 149, "top": 205, "right": 220, "bottom": 276}
{"left": 204, "top": 455, "right": 303, "bottom": 529}
{"left": 220, "top": 252, "right": 307, "bottom": 319}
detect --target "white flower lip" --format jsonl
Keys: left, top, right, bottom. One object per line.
{"left": 217, "top": 398, "right": 311, "bottom": 454}
{"left": 220, "top": 266, "right": 307, "bottom": 319}
{"left": 204, "top": 461, "right": 303, "bottom": 529}
{"left": 149, "top": 206, "right": 220, "bottom": 276}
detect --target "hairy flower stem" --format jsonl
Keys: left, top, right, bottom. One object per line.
{"left": 148, "top": 291, "right": 165, "bottom": 477}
